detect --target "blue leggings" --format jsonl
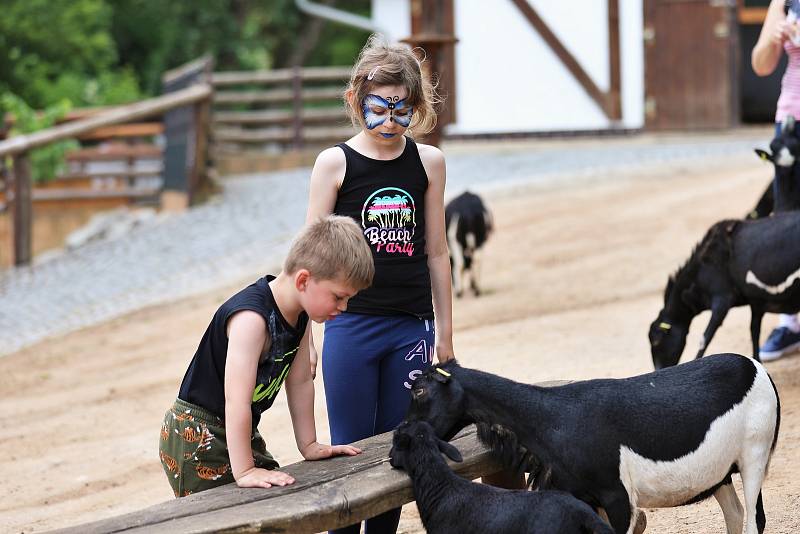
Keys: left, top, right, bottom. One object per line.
{"left": 323, "top": 312, "right": 435, "bottom": 534}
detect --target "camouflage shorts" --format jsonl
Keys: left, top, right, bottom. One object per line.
{"left": 159, "top": 398, "right": 279, "bottom": 497}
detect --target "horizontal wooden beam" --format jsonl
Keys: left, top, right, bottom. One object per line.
{"left": 53, "top": 425, "right": 500, "bottom": 534}
{"left": 739, "top": 7, "right": 767, "bottom": 25}
{"left": 214, "top": 87, "right": 343, "bottom": 105}
{"left": 78, "top": 123, "right": 164, "bottom": 141}
{"left": 214, "top": 125, "right": 355, "bottom": 144}
{"left": 211, "top": 66, "right": 352, "bottom": 86}
{"left": 31, "top": 187, "right": 160, "bottom": 202}
{"left": 0, "top": 84, "right": 211, "bottom": 158}
{"left": 213, "top": 108, "right": 345, "bottom": 125}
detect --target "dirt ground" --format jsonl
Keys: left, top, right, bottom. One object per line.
{"left": 3, "top": 151, "right": 800, "bottom": 533}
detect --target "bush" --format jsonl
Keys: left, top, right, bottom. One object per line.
{"left": 1, "top": 93, "right": 79, "bottom": 184}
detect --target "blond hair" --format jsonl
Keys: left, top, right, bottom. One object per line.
{"left": 284, "top": 215, "right": 374, "bottom": 290}
{"left": 345, "top": 34, "right": 441, "bottom": 136}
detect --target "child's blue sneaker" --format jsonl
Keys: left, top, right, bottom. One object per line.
{"left": 760, "top": 327, "right": 800, "bottom": 361}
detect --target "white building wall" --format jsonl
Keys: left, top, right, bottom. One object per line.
{"left": 372, "top": 0, "right": 644, "bottom": 134}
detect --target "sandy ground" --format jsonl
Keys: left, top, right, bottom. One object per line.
{"left": 3, "top": 153, "right": 800, "bottom": 533}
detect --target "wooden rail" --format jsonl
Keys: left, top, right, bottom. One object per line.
{"left": 210, "top": 66, "right": 353, "bottom": 162}
{"left": 0, "top": 85, "right": 210, "bottom": 159}
{"left": 53, "top": 425, "right": 501, "bottom": 534}
{"left": 0, "top": 83, "right": 211, "bottom": 266}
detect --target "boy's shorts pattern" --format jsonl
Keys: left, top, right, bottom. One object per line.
{"left": 159, "top": 398, "right": 279, "bottom": 497}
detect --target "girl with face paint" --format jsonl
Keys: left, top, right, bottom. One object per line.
{"left": 305, "top": 34, "right": 453, "bottom": 534}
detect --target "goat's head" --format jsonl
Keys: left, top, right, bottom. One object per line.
{"left": 648, "top": 277, "right": 701, "bottom": 369}
{"left": 755, "top": 115, "right": 800, "bottom": 168}
{"left": 404, "top": 362, "right": 469, "bottom": 441}
{"left": 648, "top": 312, "right": 688, "bottom": 369}
{"left": 389, "top": 420, "right": 463, "bottom": 471}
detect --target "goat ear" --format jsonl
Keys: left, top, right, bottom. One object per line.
{"left": 437, "top": 439, "right": 463, "bottom": 463}
{"left": 755, "top": 148, "right": 773, "bottom": 162}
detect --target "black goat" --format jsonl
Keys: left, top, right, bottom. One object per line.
{"left": 404, "top": 356, "right": 780, "bottom": 534}
{"left": 389, "top": 420, "right": 613, "bottom": 534}
{"left": 445, "top": 191, "right": 493, "bottom": 297}
{"left": 649, "top": 211, "right": 800, "bottom": 368}
{"left": 751, "top": 115, "right": 800, "bottom": 218}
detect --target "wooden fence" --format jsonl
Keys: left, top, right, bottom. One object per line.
{"left": 0, "top": 83, "right": 212, "bottom": 266}
{"left": 211, "top": 66, "right": 355, "bottom": 174}
{"left": 0, "top": 60, "right": 355, "bottom": 265}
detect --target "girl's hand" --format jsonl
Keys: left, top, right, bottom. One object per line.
{"left": 235, "top": 467, "right": 295, "bottom": 489}
{"left": 773, "top": 20, "right": 793, "bottom": 46}
{"left": 435, "top": 341, "right": 455, "bottom": 364}
{"left": 301, "top": 441, "right": 362, "bottom": 460}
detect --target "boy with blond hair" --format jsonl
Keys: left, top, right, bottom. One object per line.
{"left": 159, "top": 215, "right": 374, "bottom": 496}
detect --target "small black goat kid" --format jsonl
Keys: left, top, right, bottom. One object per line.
{"left": 649, "top": 211, "right": 800, "bottom": 368}
{"left": 389, "top": 420, "right": 613, "bottom": 534}
{"left": 404, "top": 356, "right": 780, "bottom": 534}
{"left": 751, "top": 115, "right": 800, "bottom": 218}
{"left": 445, "top": 191, "right": 493, "bottom": 297}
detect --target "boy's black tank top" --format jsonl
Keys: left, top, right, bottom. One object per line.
{"left": 334, "top": 138, "right": 433, "bottom": 318}
{"left": 178, "top": 275, "right": 309, "bottom": 426}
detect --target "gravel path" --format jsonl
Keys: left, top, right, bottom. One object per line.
{"left": 0, "top": 132, "right": 773, "bottom": 356}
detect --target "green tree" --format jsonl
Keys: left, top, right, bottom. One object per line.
{"left": 0, "top": 0, "right": 141, "bottom": 108}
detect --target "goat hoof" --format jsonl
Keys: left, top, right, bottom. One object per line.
{"left": 633, "top": 509, "right": 647, "bottom": 534}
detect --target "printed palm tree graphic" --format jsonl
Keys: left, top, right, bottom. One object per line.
{"left": 367, "top": 194, "right": 411, "bottom": 227}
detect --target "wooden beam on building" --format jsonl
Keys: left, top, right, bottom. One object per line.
{"left": 510, "top": 0, "right": 622, "bottom": 121}
{"left": 607, "top": 0, "right": 622, "bottom": 120}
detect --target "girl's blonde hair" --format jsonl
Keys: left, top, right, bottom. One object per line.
{"left": 345, "top": 34, "right": 441, "bottom": 136}
{"left": 284, "top": 215, "right": 374, "bottom": 290}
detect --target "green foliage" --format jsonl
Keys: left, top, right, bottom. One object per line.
{"left": 0, "top": 0, "right": 371, "bottom": 110}
{"left": 0, "top": 0, "right": 141, "bottom": 108}
{"left": 1, "top": 94, "right": 79, "bottom": 183}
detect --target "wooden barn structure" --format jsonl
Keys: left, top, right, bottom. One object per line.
{"left": 368, "top": 0, "right": 783, "bottom": 134}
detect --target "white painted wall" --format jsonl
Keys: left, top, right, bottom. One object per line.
{"left": 371, "top": 0, "right": 644, "bottom": 134}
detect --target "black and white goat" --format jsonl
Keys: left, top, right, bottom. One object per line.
{"left": 389, "top": 420, "right": 614, "bottom": 534}
{"left": 751, "top": 115, "right": 800, "bottom": 218}
{"left": 649, "top": 211, "right": 800, "bottom": 368}
{"left": 445, "top": 191, "right": 493, "bottom": 297}
{"left": 404, "top": 355, "right": 780, "bottom": 534}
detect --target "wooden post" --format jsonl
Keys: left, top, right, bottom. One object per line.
{"left": 402, "top": 0, "right": 458, "bottom": 147}
{"left": 191, "top": 96, "right": 211, "bottom": 202}
{"left": 292, "top": 66, "right": 304, "bottom": 149}
{"left": 161, "top": 56, "right": 215, "bottom": 211}
{"left": 11, "top": 153, "right": 32, "bottom": 266}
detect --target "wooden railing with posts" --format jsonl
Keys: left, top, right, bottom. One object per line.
{"left": 211, "top": 66, "right": 355, "bottom": 172}
{"left": 0, "top": 83, "right": 212, "bottom": 266}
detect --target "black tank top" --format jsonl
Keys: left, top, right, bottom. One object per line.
{"left": 334, "top": 138, "right": 433, "bottom": 318}
{"left": 178, "top": 275, "right": 309, "bottom": 426}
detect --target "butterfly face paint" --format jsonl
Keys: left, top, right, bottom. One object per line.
{"left": 362, "top": 94, "right": 414, "bottom": 129}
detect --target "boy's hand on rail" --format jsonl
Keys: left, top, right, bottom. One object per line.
{"left": 235, "top": 467, "right": 295, "bottom": 489}
{"left": 301, "top": 441, "right": 362, "bottom": 460}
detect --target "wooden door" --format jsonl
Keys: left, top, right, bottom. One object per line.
{"left": 644, "top": 0, "right": 740, "bottom": 129}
